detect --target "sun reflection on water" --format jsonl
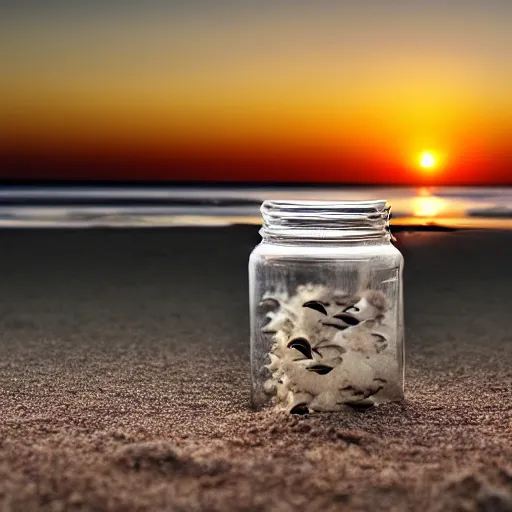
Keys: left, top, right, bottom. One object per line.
{"left": 412, "top": 195, "right": 445, "bottom": 218}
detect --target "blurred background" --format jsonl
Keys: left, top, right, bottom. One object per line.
{"left": 1, "top": 0, "right": 511, "bottom": 184}
{"left": 0, "top": 0, "right": 510, "bottom": 226}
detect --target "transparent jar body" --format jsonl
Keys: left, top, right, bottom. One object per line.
{"left": 249, "top": 201, "right": 404, "bottom": 414}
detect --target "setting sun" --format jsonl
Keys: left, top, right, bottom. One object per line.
{"left": 419, "top": 152, "right": 436, "bottom": 169}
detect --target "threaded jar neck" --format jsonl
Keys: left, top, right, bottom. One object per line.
{"left": 260, "top": 200, "right": 391, "bottom": 243}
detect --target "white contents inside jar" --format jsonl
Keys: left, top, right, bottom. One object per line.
{"left": 260, "top": 283, "right": 401, "bottom": 414}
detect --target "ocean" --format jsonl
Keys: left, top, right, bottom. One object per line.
{"left": 0, "top": 185, "right": 510, "bottom": 229}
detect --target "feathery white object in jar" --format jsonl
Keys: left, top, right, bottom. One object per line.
{"left": 249, "top": 200, "right": 404, "bottom": 414}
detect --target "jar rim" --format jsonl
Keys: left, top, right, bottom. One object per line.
{"left": 260, "top": 199, "right": 391, "bottom": 242}
{"left": 261, "top": 199, "right": 388, "bottom": 215}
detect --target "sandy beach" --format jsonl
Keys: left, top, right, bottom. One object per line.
{"left": 0, "top": 226, "right": 511, "bottom": 511}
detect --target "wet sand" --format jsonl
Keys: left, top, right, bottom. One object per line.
{"left": 0, "top": 227, "right": 511, "bottom": 511}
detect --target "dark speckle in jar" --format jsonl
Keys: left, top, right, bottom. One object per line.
{"left": 307, "top": 364, "right": 334, "bottom": 375}
{"left": 322, "top": 322, "right": 349, "bottom": 331}
{"left": 302, "top": 301, "right": 328, "bottom": 315}
{"left": 290, "top": 403, "right": 309, "bottom": 415}
{"left": 287, "top": 338, "right": 313, "bottom": 359}
{"left": 332, "top": 313, "right": 360, "bottom": 326}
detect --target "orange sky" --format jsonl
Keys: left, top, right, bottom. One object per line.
{"left": 1, "top": 2, "right": 511, "bottom": 184}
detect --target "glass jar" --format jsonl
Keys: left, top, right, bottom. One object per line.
{"left": 249, "top": 200, "right": 404, "bottom": 414}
